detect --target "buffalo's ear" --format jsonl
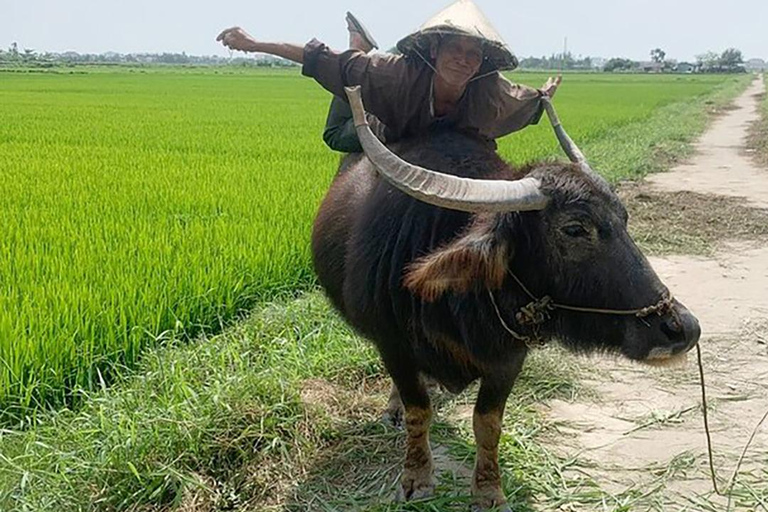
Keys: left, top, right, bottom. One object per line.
{"left": 404, "top": 215, "right": 509, "bottom": 302}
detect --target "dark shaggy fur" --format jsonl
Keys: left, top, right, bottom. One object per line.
{"left": 314, "top": 132, "right": 693, "bottom": 389}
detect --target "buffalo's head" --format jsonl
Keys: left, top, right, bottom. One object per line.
{"left": 344, "top": 86, "right": 700, "bottom": 364}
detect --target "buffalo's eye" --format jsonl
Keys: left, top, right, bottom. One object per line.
{"left": 562, "top": 224, "right": 590, "bottom": 238}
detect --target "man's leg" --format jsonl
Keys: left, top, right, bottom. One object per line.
{"left": 322, "top": 13, "right": 377, "bottom": 153}
{"left": 346, "top": 11, "right": 377, "bottom": 53}
{"left": 323, "top": 97, "right": 363, "bottom": 154}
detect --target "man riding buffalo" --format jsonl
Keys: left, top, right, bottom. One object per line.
{"left": 217, "top": 0, "right": 562, "bottom": 152}
{"left": 216, "top": 3, "right": 702, "bottom": 511}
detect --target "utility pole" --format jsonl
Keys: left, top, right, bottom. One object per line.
{"left": 560, "top": 36, "right": 568, "bottom": 72}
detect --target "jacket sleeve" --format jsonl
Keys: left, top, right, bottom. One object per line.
{"left": 469, "top": 73, "right": 545, "bottom": 140}
{"left": 302, "top": 39, "right": 413, "bottom": 136}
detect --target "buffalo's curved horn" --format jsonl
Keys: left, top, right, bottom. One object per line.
{"left": 343, "top": 86, "right": 549, "bottom": 213}
{"left": 540, "top": 96, "right": 591, "bottom": 173}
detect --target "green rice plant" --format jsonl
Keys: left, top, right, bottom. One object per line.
{"left": 0, "top": 70, "right": 336, "bottom": 417}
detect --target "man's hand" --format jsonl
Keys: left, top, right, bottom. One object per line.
{"left": 540, "top": 76, "right": 562, "bottom": 98}
{"left": 216, "top": 27, "right": 258, "bottom": 53}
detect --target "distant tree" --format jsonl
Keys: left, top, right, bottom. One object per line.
{"left": 719, "top": 48, "right": 744, "bottom": 72}
{"left": 556, "top": 51, "right": 575, "bottom": 70}
{"left": 519, "top": 52, "right": 595, "bottom": 71}
{"left": 22, "top": 48, "right": 36, "bottom": 63}
{"left": 5, "top": 42, "right": 20, "bottom": 62}
{"left": 696, "top": 48, "right": 745, "bottom": 73}
{"left": 519, "top": 56, "right": 545, "bottom": 69}
{"left": 604, "top": 58, "right": 637, "bottom": 72}
{"left": 695, "top": 51, "right": 720, "bottom": 72}
{"left": 650, "top": 48, "right": 666, "bottom": 63}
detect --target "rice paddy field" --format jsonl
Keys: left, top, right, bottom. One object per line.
{"left": 0, "top": 68, "right": 749, "bottom": 421}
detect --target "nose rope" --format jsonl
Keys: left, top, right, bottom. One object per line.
{"left": 488, "top": 269, "right": 675, "bottom": 348}
{"left": 506, "top": 270, "right": 674, "bottom": 318}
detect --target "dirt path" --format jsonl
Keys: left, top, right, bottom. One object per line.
{"left": 545, "top": 76, "right": 768, "bottom": 510}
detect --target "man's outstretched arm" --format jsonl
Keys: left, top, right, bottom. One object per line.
{"left": 216, "top": 27, "right": 304, "bottom": 63}
{"left": 216, "top": 26, "right": 411, "bottom": 138}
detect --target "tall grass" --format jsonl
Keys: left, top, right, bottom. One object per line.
{"left": 0, "top": 69, "right": 747, "bottom": 418}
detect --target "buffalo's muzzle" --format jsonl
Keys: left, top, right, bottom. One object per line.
{"left": 647, "top": 300, "right": 700, "bottom": 361}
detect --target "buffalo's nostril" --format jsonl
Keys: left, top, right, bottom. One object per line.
{"left": 661, "top": 317, "right": 685, "bottom": 343}
{"left": 663, "top": 307, "right": 701, "bottom": 353}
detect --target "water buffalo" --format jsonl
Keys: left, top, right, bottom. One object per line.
{"left": 311, "top": 87, "right": 700, "bottom": 511}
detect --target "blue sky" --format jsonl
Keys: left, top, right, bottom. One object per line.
{"left": 2, "top": 0, "right": 766, "bottom": 62}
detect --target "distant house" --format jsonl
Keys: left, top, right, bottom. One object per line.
{"left": 675, "top": 62, "right": 696, "bottom": 73}
{"left": 745, "top": 58, "right": 766, "bottom": 71}
{"left": 639, "top": 61, "right": 664, "bottom": 73}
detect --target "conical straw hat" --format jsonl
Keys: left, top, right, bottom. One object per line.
{"left": 396, "top": 0, "right": 518, "bottom": 72}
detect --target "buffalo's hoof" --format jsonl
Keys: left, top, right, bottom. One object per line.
{"left": 395, "top": 473, "right": 435, "bottom": 502}
{"left": 471, "top": 492, "right": 511, "bottom": 512}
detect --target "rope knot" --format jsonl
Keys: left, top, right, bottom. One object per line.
{"left": 635, "top": 293, "right": 674, "bottom": 318}
{"left": 516, "top": 296, "right": 555, "bottom": 326}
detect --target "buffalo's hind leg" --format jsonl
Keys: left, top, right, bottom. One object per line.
{"left": 385, "top": 361, "right": 435, "bottom": 501}
{"left": 471, "top": 352, "right": 526, "bottom": 512}
{"left": 382, "top": 382, "right": 403, "bottom": 428}
{"left": 382, "top": 374, "right": 439, "bottom": 429}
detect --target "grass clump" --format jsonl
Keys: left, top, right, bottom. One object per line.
{"left": 619, "top": 184, "right": 768, "bottom": 256}
{"left": 0, "top": 290, "right": 592, "bottom": 511}
{"left": 0, "top": 291, "right": 380, "bottom": 511}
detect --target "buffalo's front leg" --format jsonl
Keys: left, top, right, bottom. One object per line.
{"left": 471, "top": 352, "right": 526, "bottom": 512}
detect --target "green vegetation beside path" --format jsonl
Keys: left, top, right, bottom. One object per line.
{"left": 747, "top": 75, "right": 768, "bottom": 166}
{"left": 501, "top": 72, "right": 750, "bottom": 181}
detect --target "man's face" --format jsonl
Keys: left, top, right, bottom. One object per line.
{"left": 432, "top": 36, "right": 484, "bottom": 88}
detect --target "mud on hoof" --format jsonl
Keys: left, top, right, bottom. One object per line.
{"left": 395, "top": 470, "right": 436, "bottom": 501}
